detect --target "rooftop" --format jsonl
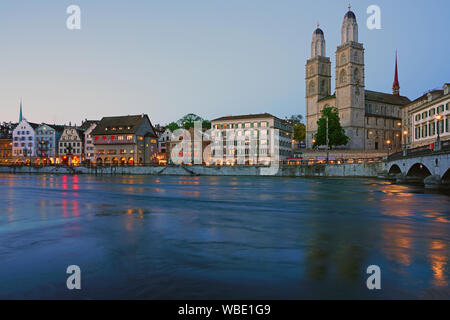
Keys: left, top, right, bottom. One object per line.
{"left": 91, "top": 115, "right": 157, "bottom": 137}
{"left": 365, "top": 90, "right": 411, "bottom": 106}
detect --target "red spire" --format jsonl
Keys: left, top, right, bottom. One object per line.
{"left": 392, "top": 51, "right": 400, "bottom": 96}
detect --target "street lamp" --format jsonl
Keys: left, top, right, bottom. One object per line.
{"left": 311, "top": 139, "right": 316, "bottom": 152}
{"left": 436, "top": 114, "right": 443, "bottom": 151}
{"left": 386, "top": 139, "right": 392, "bottom": 158}
{"left": 403, "top": 130, "right": 408, "bottom": 156}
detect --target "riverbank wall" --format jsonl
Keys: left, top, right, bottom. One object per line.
{"left": 0, "top": 162, "right": 382, "bottom": 177}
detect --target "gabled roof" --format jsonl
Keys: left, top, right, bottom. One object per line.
{"left": 365, "top": 90, "right": 410, "bottom": 106}
{"left": 80, "top": 120, "right": 100, "bottom": 131}
{"left": 91, "top": 115, "right": 157, "bottom": 137}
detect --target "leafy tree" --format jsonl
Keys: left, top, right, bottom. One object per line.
{"left": 293, "top": 123, "right": 306, "bottom": 142}
{"left": 313, "top": 107, "right": 349, "bottom": 148}
{"left": 202, "top": 120, "right": 211, "bottom": 130}
{"left": 177, "top": 113, "right": 203, "bottom": 130}
{"left": 165, "top": 122, "right": 180, "bottom": 132}
{"left": 289, "top": 114, "right": 304, "bottom": 125}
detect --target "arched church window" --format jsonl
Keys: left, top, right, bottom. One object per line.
{"left": 353, "top": 51, "right": 358, "bottom": 62}
{"left": 341, "top": 54, "right": 346, "bottom": 65}
{"left": 339, "top": 69, "right": 347, "bottom": 85}
{"left": 321, "top": 80, "right": 326, "bottom": 94}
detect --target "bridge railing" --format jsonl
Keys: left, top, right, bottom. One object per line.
{"left": 387, "top": 141, "right": 450, "bottom": 161}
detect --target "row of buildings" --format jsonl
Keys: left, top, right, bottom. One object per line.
{"left": 1, "top": 107, "right": 160, "bottom": 166}
{"left": 305, "top": 7, "right": 449, "bottom": 152}
{"left": 1, "top": 106, "right": 296, "bottom": 166}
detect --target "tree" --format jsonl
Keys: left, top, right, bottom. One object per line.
{"left": 313, "top": 107, "right": 349, "bottom": 148}
{"left": 165, "top": 122, "right": 180, "bottom": 132}
{"left": 177, "top": 113, "right": 203, "bottom": 130}
{"left": 289, "top": 114, "right": 304, "bottom": 125}
{"left": 293, "top": 123, "right": 306, "bottom": 142}
{"left": 202, "top": 120, "right": 211, "bottom": 130}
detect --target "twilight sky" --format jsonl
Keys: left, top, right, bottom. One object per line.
{"left": 0, "top": 0, "right": 448, "bottom": 126}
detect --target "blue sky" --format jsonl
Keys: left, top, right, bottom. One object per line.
{"left": 0, "top": 0, "right": 448, "bottom": 125}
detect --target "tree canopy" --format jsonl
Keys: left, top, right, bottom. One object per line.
{"left": 313, "top": 107, "right": 349, "bottom": 148}
{"left": 166, "top": 113, "right": 211, "bottom": 131}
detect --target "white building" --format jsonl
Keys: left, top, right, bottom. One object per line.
{"left": 158, "top": 129, "right": 172, "bottom": 154}
{"left": 58, "top": 127, "right": 84, "bottom": 165}
{"left": 210, "top": 113, "right": 293, "bottom": 165}
{"left": 12, "top": 119, "right": 38, "bottom": 161}
{"left": 410, "top": 83, "right": 450, "bottom": 149}
{"left": 81, "top": 120, "right": 99, "bottom": 164}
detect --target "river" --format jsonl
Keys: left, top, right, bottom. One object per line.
{"left": 0, "top": 174, "right": 449, "bottom": 299}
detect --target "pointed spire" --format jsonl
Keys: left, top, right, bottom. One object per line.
{"left": 393, "top": 51, "right": 400, "bottom": 96}
{"left": 19, "top": 98, "right": 23, "bottom": 122}
{"left": 348, "top": 4, "right": 351, "bottom": 11}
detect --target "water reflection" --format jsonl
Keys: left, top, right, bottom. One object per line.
{"left": 429, "top": 240, "right": 448, "bottom": 287}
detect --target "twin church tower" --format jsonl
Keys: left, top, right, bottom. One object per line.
{"left": 305, "top": 6, "right": 409, "bottom": 151}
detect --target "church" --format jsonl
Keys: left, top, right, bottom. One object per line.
{"left": 305, "top": 6, "right": 411, "bottom": 151}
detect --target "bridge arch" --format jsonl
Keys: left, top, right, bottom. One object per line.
{"left": 442, "top": 168, "right": 450, "bottom": 182}
{"left": 388, "top": 164, "right": 402, "bottom": 175}
{"left": 406, "top": 163, "right": 432, "bottom": 178}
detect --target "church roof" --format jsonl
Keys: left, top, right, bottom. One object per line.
{"left": 365, "top": 90, "right": 410, "bottom": 106}
{"left": 344, "top": 10, "right": 356, "bottom": 20}
{"left": 314, "top": 28, "right": 324, "bottom": 35}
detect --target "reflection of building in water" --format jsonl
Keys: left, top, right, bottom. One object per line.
{"left": 381, "top": 224, "right": 413, "bottom": 267}
{"left": 429, "top": 240, "right": 448, "bottom": 287}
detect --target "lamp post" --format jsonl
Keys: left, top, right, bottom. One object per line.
{"left": 436, "top": 114, "right": 443, "bottom": 151}
{"left": 402, "top": 129, "right": 408, "bottom": 156}
{"left": 311, "top": 139, "right": 316, "bottom": 153}
{"left": 386, "top": 139, "right": 392, "bottom": 159}
{"left": 397, "top": 122, "right": 402, "bottom": 152}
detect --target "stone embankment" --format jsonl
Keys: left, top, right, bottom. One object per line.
{"left": 0, "top": 163, "right": 382, "bottom": 177}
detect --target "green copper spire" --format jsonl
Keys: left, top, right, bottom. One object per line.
{"left": 19, "top": 98, "right": 23, "bottom": 122}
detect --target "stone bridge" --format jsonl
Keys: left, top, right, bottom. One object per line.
{"left": 383, "top": 150, "right": 450, "bottom": 189}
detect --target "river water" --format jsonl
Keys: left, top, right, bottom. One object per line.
{"left": 0, "top": 174, "right": 449, "bottom": 299}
